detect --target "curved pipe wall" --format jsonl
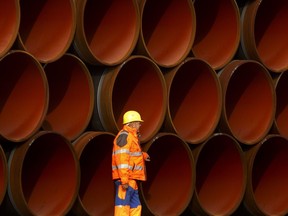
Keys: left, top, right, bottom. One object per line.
{"left": 42, "top": 54, "right": 94, "bottom": 141}
{"left": 91, "top": 55, "right": 167, "bottom": 143}
{"left": 163, "top": 57, "right": 222, "bottom": 144}
{"left": 273, "top": 70, "right": 288, "bottom": 139}
{"left": 0, "top": 50, "right": 48, "bottom": 142}
{"left": 241, "top": 0, "right": 288, "bottom": 73}
{"left": 137, "top": 0, "right": 196, "bottom": 68}
{"left": 7, "top": 131, "right": 80, "bottom": 216}
{"left": 0, "top": 144, "right": 7, "bottom": 205}
{"left": 219, "top": 60, "right": 275, "bottom": 145}
{"left": 70, "top": 131, "right": 115, "bottom": 216}
{"left": 192, "top": 0, "right": 240, "bottom": 70}
{"left": 244, "top": 135, "right": 288, "bottom": 215}
{"left": 191, "top": 133, "right": 246, "bottom": 215}
{"left": 0, "top": 0, "right": 20, "bottom": 58}
{"left": 140, "top": 133, "right": 195, "bottom": 216}
{"left": 74, "top": 0, "right": 140, "bottom": 66}
{"left": 17, "top": 0, "right": 76, "bottom": 63}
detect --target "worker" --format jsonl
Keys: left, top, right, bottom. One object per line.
{"left": 112, "top": 110, "right": 150, "bottom": 216}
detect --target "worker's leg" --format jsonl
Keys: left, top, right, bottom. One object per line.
{"left": 129, "top": 180, "right": 142, "bottom": 216}
{"left": 114, "top": 180, "right": 130, "bottom": 216}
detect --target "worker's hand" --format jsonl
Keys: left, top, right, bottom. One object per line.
{"left": 122, "top": 183, "right": 129, "bottom": 190}
{"left": 145, "top": 156, "right": 151, "bottom": 162}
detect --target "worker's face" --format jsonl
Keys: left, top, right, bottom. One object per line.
{"left": 130, "top": 121, "right": 142, "bottom": 131}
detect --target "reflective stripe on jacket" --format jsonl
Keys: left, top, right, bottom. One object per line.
{"left": 112, "top": 125, "right": 147, "bottom": 184}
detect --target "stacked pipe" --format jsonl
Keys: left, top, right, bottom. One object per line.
{"left": 0, "top": 0, "right": 288, "bottom": 215}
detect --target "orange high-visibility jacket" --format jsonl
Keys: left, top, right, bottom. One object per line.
{"left": 112, "top": 125, "right": 149, "bottom": 184}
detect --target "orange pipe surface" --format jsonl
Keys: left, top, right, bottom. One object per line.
{"left": 137, "top": 0, "right": 196, "bottom": 68}
{"left": 7, "top": 131, "right": 80, "bottom": 216}
{"left": 43, "top": 54, "right": 94, "bottom": 141}
{"left": 141, "top": 133, "right": 195, "bottom": 215}
{"left": 0, "top": 0, "right": 20, "bottom": 58}
{"left": 71, "top": 131, "right": 115, "bottom": 216}
{"left": 244, "top": 135, "right": 288, "bottom": 215}
{"left": 192, "top": 0, "right": 240, "bottom": 70}
{"left": 74, "top": 0, "right": 140, "bottom": 65}
{"left": 191, "top": 133, "right": 246, "bottom": 215}
{"left": 219, "top": 60, "right": 275, "bottom": 145}
{"left": 18, "top": 0, "right": 76, "bottom": 63}
{"left": 0, "top": 51, "right": 48, "bottom": 142}
{"left": 92, "top": 55, "right": 167, "bottom": 143}
{"left": 164, "top": 57, "right": 222, "bottom": 144}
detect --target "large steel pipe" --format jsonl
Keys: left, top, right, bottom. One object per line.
{"left": 241, "top": 0, "right": 288, "bottom": 73}
{"left": 0, "top": 0, "right": 20, "bottom": 58}
{"left": 70, "top": 131, "right": 115, "bottom": 216}
{"left": 7, "top": 131, "right": 80, "bottom": 216}
{"left": 163, "top": 57, "right": 222, "bottom": 144}
{"left": 191, "top": 133, "right": 246, "bottom": 215}
{"left": 219, "top": 60, "right": 275, "bottom": 145}
{"left": 74, "top": 0, "right": 140, "bottom": 66}
{"left": 17, "top": 0, "right": 76, "bottom": 63}
{"left": 140, "top": 133, "right": 195, "bottom": 216}
{"left": 42, "top": 54, "right": 94, "bottom": 141}
{"left": 0, "top": 51, "right": 48, "bottom": 142}
{"left": 91, "top": 55, "right": 167, "bottom": 143}
{"left": 136, "top": 0, "right": 196, "bottom": 68}
{"left": 272, "top": 70, "right": 288, "bottom": 139}
{"left": 0, "top": 144, "right": 7, "bottom": 205}
{"left": 244, "top": 135, "right": 288, "bottom": 215}
{"left": 192, "top": 0, "right": 240, "bottom": 70}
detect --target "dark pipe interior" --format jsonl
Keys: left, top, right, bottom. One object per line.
{"left": 21, "top": 133, "right": 78, "bottom": 215}
{"left": 252, "top": 136, "right": 288, "bottom": 215}
{"left": 169, "top": 59, "right": 221, "bottom": 144}
{"left": 142, "top": 133, "right": 194, "bottom": 215}
{"left": 142, "top": 0, "right": 195, "bottom": 67}
{"left": 196, "top": 134, "right": 245, "bottom": 215}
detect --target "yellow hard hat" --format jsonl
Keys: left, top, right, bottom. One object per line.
{"left": 123, "top": 110, "right": 144, "bottom": 124}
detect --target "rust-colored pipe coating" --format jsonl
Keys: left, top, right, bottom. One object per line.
{"left": 0, "top": 50, "right": 48, "bottom": 142}
{"left": 273, "top": 70, "right": 288, "bottom": 139}
{"left": 17, "top": 0, "right": 76, "bottom": 63}
{"left": 140, "top": 133, "right": 195, "bottom": 216}
{"left": 241, "top": 0, "right": 288, "bottom": 73}
{"left": 218, "top": 60, "right": 275, "bottom": 145}
{"left": 0, "top": 0, "right": 20, "bottom": 58}
{"left": 136, "top": 0, "right": 196, "bottom": 68}
{"left": 7, "top": 131, "right": 80, "bottom": 216}
{"left": 74, "top": 0, "right": 140, "bottom": 66}
{"left": 192, "top": 0, "right": 240, "bottom": 70}
{"left": 191, "top": 133, "right": 246, "bottom": 215}
{"left": 0, "top": 144, "right": 7, "bottom": 205}
{"left": 92, "top": 55, "right": 167, "bottom": 143}
{"left": 70, "top": 131, "right": 115, "bottom": 216}
{"left": 163, "top": 57, "right": 222, "bottom": 144}
{"left": 244, "top": 135, "right": 288, "bottom": 215}
{"left": 43, "top": 54, "right": 94, "bottom": 141}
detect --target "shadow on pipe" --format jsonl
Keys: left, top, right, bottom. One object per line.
{"left": 17, "top": 0, "right": 76, "bottom": 63}
{"left": 42, "top": 54, "right": 94, "bottom": 141}
{"left": 74, "top": 0, "right": 140, "bottom": 66}
{"left": 244, "top": 135, "right": 288, "bottom": 215}
{"left": 191, "top": 133, "right": 246, "bottom": 215}
{"left": 163, "top": 57, "right": 222, "bottom": 144}
{"left": 7, "top": 131, "right": 80, "bottom": 216}
{"left": 140, "top": 133, "right": 195, "bottom": 216}
{"left": 0, "top": 0, "right": 20, "bottom": 58}
{"left": 0, "top": 50, "right": 48, "bottom": 142}
{"left": 90, "top": 55, "right": 167, "bottom": 143}
{"left": 192, "top": 0, "right": 240, "bottom": 70}
{"left": 136, "top": 0, "right": 196, "bottom": 68}
{"left": 240, "top": 0, "right": 288, "bottom": 73}
{"left": 218, "top": 60, "right": 275, "bottom": 145}
{"left": 69, "top": 131, "right": 115, "bottom": 216}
